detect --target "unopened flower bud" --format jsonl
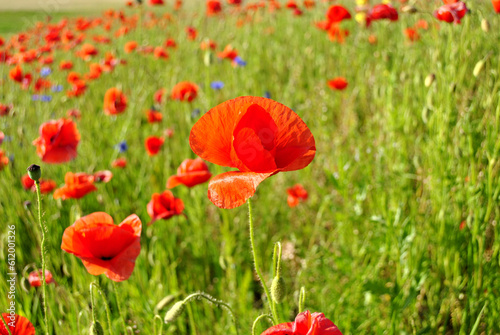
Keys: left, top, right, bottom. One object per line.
{"left": 424, "top": 73, "right": 435, "bottom": 88}
{"left": 164, "top": 301, "right": 185, "bottom": 323}
{"left": 481, "top": 19, "right": 490, "bottom": 32}
{"left": 401, "top": 5, "right": 417, "bottom": 14}
{"left": 473, "top": 60, "right": 485, "bottom": 77}
{"left": 90, "top": 321, "right": 104, "bottom": 335}
{"left": 27, "top": 164, "right": 41, "bottom": 181}
{"left": 204, "top": 51, "right": 213, "bottom": 67}
{"left": 271, "top": 276, "right": 285, "bottom": 304}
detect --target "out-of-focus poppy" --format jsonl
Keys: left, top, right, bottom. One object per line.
{"left": 189, "top": 96, "right": 316, "bottom": 209}
{"left": 207, "top": 0, "right": 223, "bottom": 16}
{"left": 404, "top": 27, "right": 420, "bottom": 41}
{"left": 67, "top": 109, "right": 81, "bottom": 120}
{"left": 171, "top": 81, "right": 199, "bottom": 102}
{"left": 328, "top": 77, "right": 348, "bottom": 90}
{"left": 21, "top": 174, "right": 56, "bottom": 193}
{"left": 367, "top": 3, "right": 398, "bottom": 26}
{"left": 32, "top": 118, "right": 80, "bottom": 164}
{"left": 164, "top": 128, "right": 174, "bottom": 138}
{"left": 186, "top": 26, "right": 197, "bottom": 40}
{"left": 59, "top": 60, "right": 73, "bottom": 70}
{"left": 77, "top": 43, "right": 98, "bottom": 59}
{"left": 327, "top": 5, "right": 352, "bottom": 22}
{"left": 493, "top": 0, "right": 500, "bottom": 13}
{"left": 0, "top": 314, "right": 35, "bottom": 335}
{"left": 53, "top": 172, "right": 97, "bottom": 200}
{"left": 434, "top": 1, "right": 468, "bottom": 24}
{"left": 9, "top": 65, "right": 26, "bottom": 83}
{"left": 415, "top": 19, "right": 429, "bottom": 30}
{"left": 145, "top": 136, "right": 164, "bottom": 156}
{"left": 93, "top": 170, "right": 113, "bottom": 183}
{"left": 261, "top": 310, "right": 342, "bottom": 335}
{"left": 174, "top": 0, "right": 182, "bottom": 10}
{"left": 61, "top": 212, "right": 142, "bottom": 282}
{"left": 304, "top": 0, "right": 315, "bottom": 8}
{"left": 28, "top": 270, "right": 56, "bottom": 287}
{"left": 146, "top": 109, "right": 163, "bottom": 123}
{"left": 0, "top": 104, "right": 12, "bottom": 116}
{"left": 0, "top": 131, "right": 4, "bottom": 145}
{"left": 112, "top": 157, "right": 127, "bottom": 168}
{"left": 218, "top": 44, "right": 238, "bottom": 60}
{"left": 167, "top": 158, "right": 212, "bottom": 188}
{"left": 67, "top": 79, "right": 88, "bottom": 98}
{"left": 124, "top": 41, "right": 138, "bottom": 53}
{"left": 286, "top": 0, "right": 298, "bottom": 9}
{"left": 154, "top": 46, "right": 169, "bottom": 59}
{"left": 164, "top": 38, "right": 177, "bottom": 48}
{"left": 0, "top": 149, "right": 9, "bottom": 170}
{"left": 200, "top": 39, "right": 217, "bottom": 50}
{"left": 287, "top": 184, "right": 308, "bottom": 207}
{"left": 147, "top": 190, "right": 184, "bottom": 225}
{"left": 150, "top": 0, "right": 164, "bottom": 5}
{"left": 103, "top": 87, "right": 127, "bottom": 115}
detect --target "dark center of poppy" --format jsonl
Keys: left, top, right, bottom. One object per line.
{"left": 100, "top": 256, "right": 114, "bottom": 261}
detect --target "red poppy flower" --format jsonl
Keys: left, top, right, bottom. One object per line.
{"left": 28, "top": 270, "right": 56, "bottom": 287}
{"left": 150, "top": 0, "right": 164, "bottom": 5}
{"left": 367, "top": 4, "right": 398, "bottom": 26}
{"left": 32, "top": 118, "right": 80, "bottom": 164}
{"left": 146, "top": 109, "right": 163, "bottom": 123}
{"left": 174, "top": 0, "right": 183, "bottom": 10}
{"left": 0, "top": 104, "right": 12, "bottom": 117}
{"left": 200, "top": 39, "right": 217, "bottom": 50}
{"left": 261, "top": 310, "right": 342, "bottom": 335}
{"left": 67, "top": 79, "right": 88, "bottom": 98}
{"left": 103, "top": 87, "right": 128, "bottom": 115}
{"left": 167, "top": 158, "right": 212, "bottom": 189}
{"left": 154, "top": 88, "right": 167, "bottom": 104}
{"left": 9, "top": 65, "right": 25, "bottom": 83}
{"left": 61, "top": 212, "right": 142, "bottom": 282}
{"left": 124, "top": 41, "right": 138, "bottom": 53}
{"left": 21, "top": 174, "right": 35, "bottom": 190}
{"left": 287, "top": 184, "right": 308, "bottom": 207}
{"left": 434, "top": 1, "right": 468, "bottom": 24}
{"left": 493, "top": 0, "right": 500, "bottom": 13}
{"left": 443, "top": 0, "right": 459, "bottom": 3}
{"left": 112, "top": 157, "right": 127, "bottom": 168}
{"left": 171, "top": 81, "right": 199, "bottom": 102}
{"left": 78, "top": 43, "right": 98, "bottom": 59}
{"left": 164, "top": 38, "right": 177, "bottom": 48}
{"left": 93, "top": 170, "right": 113, "bottom": 183}
{"left": 286, "top": 0, "right": 298, "bottom": 9}
{"left": 207, "top": 0, "right": 223, "bottom": 16}
{"left": 0, "top": 150, "right": 9, "bottom": 170}
{"left": 189, "top": 96, "right": 316, "bottom": 209}
{"left": 186, "top": 26, "right": 197, "bottom": 40}
{"left": 53, "top": 172, "right": 97, "bottom": 200}
{"left": 154, "top": 46, "right": 169, "bottom": 59}
{"left": 404, "top": 27, "right": 420, "bottom": 41}
{"left": 326, "top": 5, "right": 351, "bottom": 23}
{"left": 147, "top": 190, "right": 184, "bottom": 225}
{"left": 327, "top": 77, "right": 348, "bottom": 90}
{"left": 59, "top": 60, "right": 73, "bottom": 70}
{"left": 145, "top": 136, "right": 165, "bottom": 156}
{"left": 21, "top": 174, "right": 56, "bottom": 193}
{"left": 218, "top": 44, "right": 238, "bottom": 60}
{"left": 0, "top": 131, "right": 4, "bottom": 145}
{"left": 0, "top": 314, "right": 35, "bottom": 335}
{"left": 415, "top": 19, "right": 429, "bottom": 30}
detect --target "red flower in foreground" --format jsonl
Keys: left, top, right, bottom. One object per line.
{"left": 287, "top": 184, "right": 308, "bottom": 207}
{"left": 167, "top": 158, "right": 212, "bottom": 188}
{"left": 104, "top": 87, "right": 128, "bottom": 115}
{"left": 434, "top": 1, "right": 468, "bottom": 24}
{"left": 145, "top": 136, "right": 165, "bottom": 156}
{"left": 61, "top": 212, "right": 142, "bottom": 282}
{"left": 0, "top": 149, "right": 9, "bottom": 170}
{"left": 147, "top": 190, "right": 185, "bottom": 225}
{"left": 171, "top": 81, "right": 199, "bottom": 102}
{"left": 190, "top": 96, "right": 316, "bottom": 209}
{"left": 367, "top": 4, "right": 398, "bottom": 26}
{"left": 28, "top": 270, "right": 56, "bottom": 287}
{"left": 261, "top": 310, "right": 342, "bottom": 335}
{"left": 32, "top": 118, "right": 80, "bottom": 164}
{"left": 493, "top": 0, "right": 500, "bottom": 13}
{"left": 112, "top": 157, "right": 127, "bottom": 168}
{"left": 327, "top": 77, "right": 348, "bottom": 90}
{"left": 0, "top": 314, "right": 35, "bottom": 335}
{"left": 53, "top": 172, "right": 97, "bottom": 200}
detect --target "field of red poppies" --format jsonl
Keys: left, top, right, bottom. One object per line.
{"left": 1, "top": 0, "right": 500, "bottom": 334}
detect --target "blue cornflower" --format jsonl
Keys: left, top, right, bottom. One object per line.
{"left": 264, "top": 91, "right": 271, "bottom": 99}
{"left": 233, "top": 56, "right": 247, "bottom": 67}
{"left": 41, "top": 95, "right": 52, "bottom": 102}
{"left": 32, "top": 95, "right": 40, "bottom": 101}
{"left": 191, "top": 108, "right": 201, "bottom": 118}
{"left": 51, "top": 85, "right": 63, "bottom": 92}
{"left": 210, "top": 81, "right": 224, "bottom": 90}
{"left": 115, "top": 140, "right": 128, "bottom": 153}
{"left": 40, "top": 67, "right": 52, "bottom": 77}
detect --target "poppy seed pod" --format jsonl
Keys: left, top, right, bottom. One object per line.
{"left": 481, "top": 19, "right": 490, "bottom": 32}
{"left": 473, "top": 60, "right": 485, "bottom": 77}
{"left": 164, "top": 301, "right": 186, "bottom": 323}
{"left": 90, "top": 321, "right": 104, "bottom": 335}
{"left": 424, "top": 73, "right": 435, "bottom": 87}
{"left": 271, "top": 276, "right": 285, "bottom": 304}
{"left": 27, "top": 164, "right": 41, "bottom": 181}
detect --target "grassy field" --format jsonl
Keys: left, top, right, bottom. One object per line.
{"left": 1, "top": 1, "right": 500, "bottom": 334}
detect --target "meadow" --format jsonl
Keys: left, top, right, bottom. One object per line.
{"left": 0, "top": 0, "right": 500, "bottom": 334}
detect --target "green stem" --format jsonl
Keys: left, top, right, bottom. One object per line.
{"left": 90, "top": 283, "right": 97, "bottom": 323}
{"left": 93, "top": 283, "right": 113, "bottom": 335}
{"left": 112, "top": 281, "right": 128, "bottom": 333}
{"left": 247, "top": 199, "right": 278, "bottom": 324}
{"left": 251, "top": 314, "right": 273, "bottom": 335}
{"left": 154, "top": 315, "right": 163, "bottom": 335}
{"left": 1, "top": 314, "right": 13, "bottom": 335}
{"left": 35, "top": 181, "right": 49, "bottom": 335}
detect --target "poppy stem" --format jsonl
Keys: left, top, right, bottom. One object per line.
{"left": 1, "top": 314, "right": 13, "bottom": 335}
{"left": 92, "top": 282, "right": 113, "bottom": 335}
{"left": 90, "top": 283, "right": 97, "bottom": 323}
{"left": 112, "top": 281, "right": 128, "bottom": 333}
{"left": 153, "top": 315, "right": 163, "bottom": 335}
{"left": 247, "top": 199, "right": 278, "bottom": 325}
{"left": 34, "top": 180, "right": 50, "bottom": 335}
{"left": 251, "top": 314, "right": 273, "bottom": 335}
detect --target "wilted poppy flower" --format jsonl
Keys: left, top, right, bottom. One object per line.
{"left": 171, "top": 81, "right": 199, "bottom": 102}
{"left": 207, "top": 0, "right": 223, "bottom": 16}
{"left": 189, "top": 96, "right": 316, "bottom": 209}
{"left": 261, "top": 310, "right": 342, "bottom": 335}
{"left": 0, "top": 149, "right": 9, "bottom": 170}
{"left": 434, "top": 1, "right": 468, "bottom": 24}
{"left": 328, "top": 77, "right": 348, "bottom": 90}
{"left": 147, "top": 190, "right": 184, "bottom": 225}
{"left": 145, "top": 136, "right": 164, "bottom": 156}
{"left": 167, "top": 158, "right": 212, "bottom": 188}
{"left": 93, "top": 170, "right": 113, "bottom": 183}
{"left": 146, "top": 109, "right": 163, "bottom": 123}
{"left": 287, "top": 184, "right": 308, "bottom": 207}
{"left": 0, "top": 314, "right": 35, "bottom": 335}
{"left": 32, "top": 118, "right": 80, "bottom": 164}
{"left": 104, "top": 87, "right": 127, "bottom": 115}
{"left": 112, "top": 157, "right": 127, "bottom": 168}
{"left": 124, "top": 41, "right": 138, "bottom": 53}
{"left": 367, "top": 4, "right": 398, "bottom": 25}
{"left": 53, "top": 172, "right": 97, "bottom": 200}
{"left": 493, "top": 0, "right": 500, "bottom": 13}
{"left": 28, "top": 270, "right": 56, "bottom": 287}
{"left": 61, "top": 212, "right": 142, "bottom": 282}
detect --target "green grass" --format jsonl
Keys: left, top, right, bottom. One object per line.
{"left": 1, "top": 1, "right": 500, "bottom": 334}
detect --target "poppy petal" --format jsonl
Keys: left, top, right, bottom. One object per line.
{"left": 260, "top": 322, "right": 294, "bottom": 335}
{"left": 208, "top": 171, "right": 272, "bottom": 209}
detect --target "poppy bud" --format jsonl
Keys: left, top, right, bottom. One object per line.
{"left": 401, "top": 5, "right": 417, "bottom": 14}
{"left": 164, "top": 301, "right": 186, "bottom": 323}
{"left": 424, "top": 73, "right": 435, "bottom": 88}
{"left": 27, "top": 164, "right": 41, "bottom": 181}
{"left": 473, "top": 60, "right": 485, "bottom": 78}
{"left": 90, "top": 321, "right": 104, "bottom": 335}
{"left": 203, "top": 51, "right": 213, "bottom": 66}
{"left": 271, "top": 276, "right": 286, "bottom": 304}
{"left": 481, "top": 19, "right": 490, "bottom": 32}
